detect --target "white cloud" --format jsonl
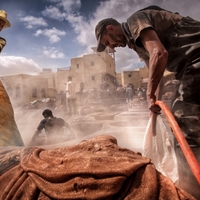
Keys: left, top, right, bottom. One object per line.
{"left": 43, "top": 47, "right": 65, "bottom": 59}
{"left": 20, "top": 15, "right": 48, "bottom": 29}
{"left": 42, "top": 6, "right": 66, "bottom": 21}
{"left": 34, "top": 27, "right": 66, "bottom": 43}
{"left": 0, "top": 56, "right": 42, "bottom": 75}
{"left": 42, "top": 0, "right": 81, "bottom": 20}
{"left": 61, "top": 0, "right": 81, "bottom": 13}
{"left": 71, "top": 0, "right": 200, "bottom": 72}
{"left": 3, "top": 0, "right": 200, "bottom": 74}
{"left": 66, "top": 15, "right": 88, "bottom": 45}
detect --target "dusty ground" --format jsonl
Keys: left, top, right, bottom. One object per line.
{"left": 14, "top": 103, "right": 149, "bottom": 152}
{"left": 13, "top": 102, "right": 200, "bottom": 199}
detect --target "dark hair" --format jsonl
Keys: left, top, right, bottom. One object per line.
{"left": 95, "top": 18, "right": 120, "bottom": 40}
{"left": 42, "top": 109, "right": 53, "bottom": 117}
{"left": 95, "top": 18, "right": 120, "bottom": 52}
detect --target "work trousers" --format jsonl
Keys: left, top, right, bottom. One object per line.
{"left": 67, "top": 98, "right": 77, "bottom": 116}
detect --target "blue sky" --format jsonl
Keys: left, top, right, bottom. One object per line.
{"left": 0, "top": 0, "right": 200, "bottom": 75}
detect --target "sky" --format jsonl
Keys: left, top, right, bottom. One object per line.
{"left": 0, "top": 0, "right": 200, "bottom": 76}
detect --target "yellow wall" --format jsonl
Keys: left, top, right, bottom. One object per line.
{"left": 139, "top": 66, "right": 149, "bottom": 79}
{"left": 121, "top": 70, "right": 140, "bottom": 88}
{"left": 69, "top": 51, "right": 116, "bottom": 91}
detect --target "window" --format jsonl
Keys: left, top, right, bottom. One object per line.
{"left": 91, "top": 76, "right": 95, "bottom": 81}
{"left": 79, "top": 82, "right": 84, "bottom": 93}
{"left": 41, "top": 88, "right": 46, "bottom": 98}
{"left": 128, "top": 72, "right": 132, "bottom": 78}
{"left": 7, "top": 87, "right": 12, "bottom": 96}
{"left": 16, "top": 86, "right": 20, "bottom": 97}
{"left": 91, "top": 61, "right": 94, "bottom": 66}
{"left": 32, "top": 87, "right": 37, "bottom": 98}
{"left": 77, "top": 64, "right": 79, "bottom": 69}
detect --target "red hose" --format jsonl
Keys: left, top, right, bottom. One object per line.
{"left": 154, "top": 100, "right": 200, "bottom": 185}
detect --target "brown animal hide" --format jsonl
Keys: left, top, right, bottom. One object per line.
{"left": 0, "top": 135, "right": 196, "bottom": 199}
{"left": 0, "top": 80, "right": 24, "bottom": 146}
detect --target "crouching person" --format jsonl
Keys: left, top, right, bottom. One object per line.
{"left": 29, "top": 109, "right": 74, "bottom": 145}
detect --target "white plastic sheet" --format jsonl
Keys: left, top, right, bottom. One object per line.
{"left": 142, "top": 115, "right": 179, "bottom": 183}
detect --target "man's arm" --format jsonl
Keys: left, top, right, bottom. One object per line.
{"left": 65, "top": 82, "right": 69, "bottom": 92}
{"left": 29, "top": 119, "right": 46, "bottom": 144}
{"left": 140, "top": 28, "right": 168, "bottom": 114}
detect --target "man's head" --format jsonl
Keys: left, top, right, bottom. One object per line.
{"left": 68, "top": 76, "right": 72, "bottom": 81}
{"left": 42, "top": 109, "right": 53, "bottom": 118}
{"left": 95, "top": 18, "right": 126, "bottom": 52}
{"left": 0, "top": 10, "right": 11, "bottom": 31}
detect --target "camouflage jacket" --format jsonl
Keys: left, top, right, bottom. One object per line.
{"left": 0, "top": 37, "right": 6, "bottom": 53}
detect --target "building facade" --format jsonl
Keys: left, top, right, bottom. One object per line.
{"left": 1, "top": 74, "right": 48, "bottom": 107}
{"left": 121, "top": 65, "right": 149, "bottom": 89}
{"left": 1, "top": 48, "right": 149, "bottom": 107}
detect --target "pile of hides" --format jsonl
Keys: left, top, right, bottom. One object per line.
{"left": 0, "top": 135, "right": 195, "bottom": 199}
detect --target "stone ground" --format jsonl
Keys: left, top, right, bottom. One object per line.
{"left": 13, "top": 102, "right": 200, "bottom": 199}
{"left": 14, "top": 102, "right": 149, "bottom": 152}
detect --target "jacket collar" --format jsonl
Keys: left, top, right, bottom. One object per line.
{"left": 121, "top": 22, "right": 135, "bottom": 49}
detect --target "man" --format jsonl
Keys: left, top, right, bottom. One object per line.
{"left": 66, "top": 76, "right": 77, "bottom": 115}
{"left": 137, "top": 87, "right": 147, "bottom": 101}
{"left": 0, "top": 10, "right": 10, "bottom": 52}
{"left": 30, "top": 109, "right": 71, "bottom": 144}
{"left": 95, "top": 5, "right": 200, "bottom": 145}
{"left": 125, "top": 84, "right": 134, "bottom": 103}
{"left": 0, "top": 10, "right": 24, "bottom": 146}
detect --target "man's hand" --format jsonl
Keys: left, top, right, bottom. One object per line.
{"left": 148, "top": 97, "right": 161, "bottom": 115}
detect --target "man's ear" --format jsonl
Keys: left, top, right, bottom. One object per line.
{"left": 106, "top": 25, "right": 114, "bottom": 32}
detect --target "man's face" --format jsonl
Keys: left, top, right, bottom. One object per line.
{"left": 100, "top": 26, "right": 126, "bottom": 50}
{"left": 43, "top": 114, "right": 49, "bottom": 118}
{"left": 0, "top": 19, "right": 5, "bottom": 31}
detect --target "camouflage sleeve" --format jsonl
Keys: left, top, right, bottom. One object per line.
{"left": 0, "top": 37, "right": 6, "bottom": 53}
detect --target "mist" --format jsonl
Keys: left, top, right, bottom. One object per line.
{"left": 13, "top": 97, "right": 149, "bottom": 153}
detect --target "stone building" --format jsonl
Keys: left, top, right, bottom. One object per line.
{"left": 121, "top": 70, "right": 140, "bottom": 89}
{"left": 139, "top": 66, "right": 149, "bottom": 88}
{"left": 0, "top": 48, "right": 148, "bottom": 107}
{"left": 53, "top": 47, "right": 117, "bottom": 94}
{"left": 120, "top": 65, "right": 149, "bottom": 89}
{"left": 1, "top": 74, "right": 48, "bottom": 107}
{"left": 139, "top": 65, "right": 149, "bottom": 80}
